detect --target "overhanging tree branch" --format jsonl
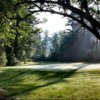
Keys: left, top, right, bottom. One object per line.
{"left": 18, "top": 8, "right": 100, "bottom": 39}
{"left": 14, "top": 0, "right": 100, "bottom": 29}
{"left": 13, "top": 0, "right": 100, "bottom": 39}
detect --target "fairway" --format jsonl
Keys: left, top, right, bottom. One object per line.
{"left": 0, "top": 64, "right": 100, "bottom": 100}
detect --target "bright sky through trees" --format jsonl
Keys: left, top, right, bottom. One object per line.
{"left": 37, "top": 13, "right": 69, "bottom": 37}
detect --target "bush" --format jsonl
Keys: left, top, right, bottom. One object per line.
{"left": 6, "top": 54, "right": 19, "bottom": 66}
{"left": 6, "top": 46, "right": 20, "bottom": 66}
{"left": 0, "top": 52, "right": 7, "bottom": 66}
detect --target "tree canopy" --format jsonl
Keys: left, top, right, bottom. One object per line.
{"left": 12, "top": 0, "right": 100, "bottom": 39}
{"left": 0, "top": 0, "right": 100, "bottom": 65}
{"left": 0, "top": 0, "right": 42, "bottom": 66}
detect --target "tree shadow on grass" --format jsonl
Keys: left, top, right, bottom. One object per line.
{"left": 0, "top": 70, "right": 27, "bottom": 82}
{"left": 0, "top": 63, "right": 90, "bottom": 99}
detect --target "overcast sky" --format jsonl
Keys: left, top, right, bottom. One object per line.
{"left": 36, "top": 12, "right": 69, "bottom": 37}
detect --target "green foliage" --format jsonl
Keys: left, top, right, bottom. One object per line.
{"left": 0, "top": 0, "right": 41, "bottom": 65}
{"left": 0, "top": 51, "right": 7, "bottom": 66}
{"left": 14, "top": 21, "right": 41, "bottom": 61}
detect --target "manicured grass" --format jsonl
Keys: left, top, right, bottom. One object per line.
{"left": 0, "top": 68, "right": 100, "bottom": 100}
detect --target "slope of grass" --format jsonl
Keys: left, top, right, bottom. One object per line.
{"left": 0, "top": 67, "right": 100, "bottom": 100}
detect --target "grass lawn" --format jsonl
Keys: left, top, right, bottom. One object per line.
{"left": 0, "top": 67, "right": 100, "bottom": 100}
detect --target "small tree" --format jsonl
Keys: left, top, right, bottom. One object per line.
{"left": 0, "top": 51, "right": 7, "bottom": 66}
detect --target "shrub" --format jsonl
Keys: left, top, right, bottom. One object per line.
{"left": 0, "top": 52, "right": 7, "bottom": 66}
{"left": 6, "top": 46, "right": 20, "bottom": 66}
{"left": 6, "top": 53, "right": 19, "bottom": 66}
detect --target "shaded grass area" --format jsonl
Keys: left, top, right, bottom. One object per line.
{"left": 0, "top": 68, "right": 100, "bottom": 100}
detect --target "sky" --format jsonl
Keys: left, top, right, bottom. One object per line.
{"left": 36, "top": 12, "right": 69, "bottom": 37}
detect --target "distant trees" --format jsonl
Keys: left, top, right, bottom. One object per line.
{"left": 31, "top": 14, "right": 100, "bottom": 62}
{"left": 41, "top": 30, "right": 49, "bottom": 57}
{"left": 50, "top": 33, "right": 60, "bottom": 60}
{"left": 49, "top": 31, "right": 65, "bottom": 61}
{"left": 48, "top": 18, "right": 100, "bottom": 62}
{"left": 33, "top": 30, "right": 51, "bottom": 61}
{"left": 32, "top": 31, "right": 42, "bottom": 60}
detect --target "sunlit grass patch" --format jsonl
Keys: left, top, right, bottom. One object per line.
{"left": 0, "top": 68, "right": 100, "bottom": 99}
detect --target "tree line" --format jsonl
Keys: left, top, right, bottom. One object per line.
{"left": 34, "top": 17, "right": 100, "bottom": 62}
